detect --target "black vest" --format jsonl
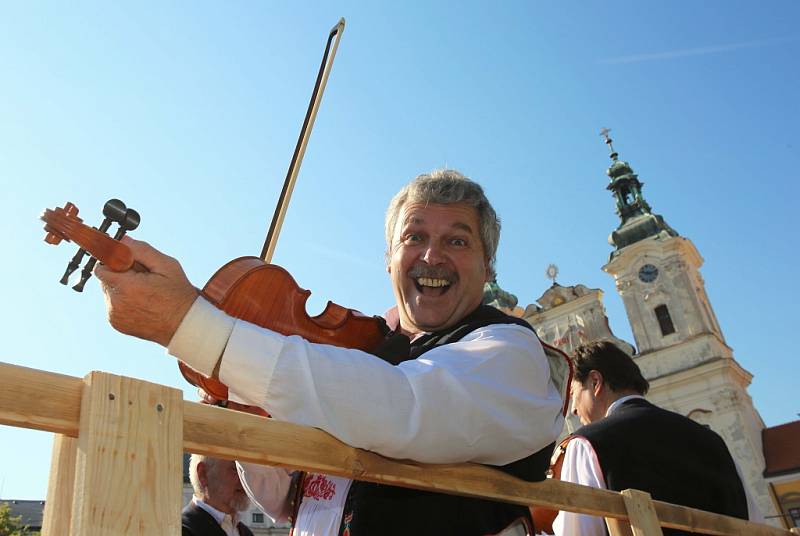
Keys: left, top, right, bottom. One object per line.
{"left": 336, "top": 305, "right": 555, "bottom": 536}
{"left": 576, "top": 398, "right": 748, "bottom": 535}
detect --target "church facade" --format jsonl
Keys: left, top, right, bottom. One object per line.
{"left": 510, "top": 133, "right": 783, "bottom": 525}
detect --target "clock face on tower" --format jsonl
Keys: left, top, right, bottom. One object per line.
{"left": 638, "top": 263, "right": 659, "bottom": 283}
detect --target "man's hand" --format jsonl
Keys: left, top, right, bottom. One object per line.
{"left": 197, "top": 388, "right": 270, "bottom": 417}
{"left": 94, "top": 237, "right": 199, "bottom": 347}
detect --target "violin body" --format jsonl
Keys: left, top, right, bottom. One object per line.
{"left": 178, "top": 257, "right": 386, "bottom": 401}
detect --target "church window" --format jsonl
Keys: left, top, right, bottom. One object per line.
{"left": 789, "top": 507, "right": 800, "bottom": 527}
{"left": 655, "top": 304, "right": 675, "bottom": 336}
{"left": 252, "top": 512, "right": 265, "bottom": 524}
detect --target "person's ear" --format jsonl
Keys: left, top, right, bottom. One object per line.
{"left": 197, "top": 462, "right": 209, "bottom": 488}
{"left": 589, "top": 370, "right": 604, "bottom": 397}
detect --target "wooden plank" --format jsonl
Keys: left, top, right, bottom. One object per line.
{"left": 622, "top": 489, "right": 664, "bottom": 536}
{"left": 41, "top": 434, "right": 78, "bottom": 536}
{"left": 0, "top": 362, "right": 81, "bottom": 436}
{"left": 70, "top": 371, "right": 183, "bottom": 536}
{"left": 652, "top": 499, "right": 785, "bottom": 535}
{"left": 183, "top": 399, "right": 629, "bottom": 517}
{"left": 789, "top": 529, "right": 800, "bottom": 535}
{"left": 0, "top": 362, "right": 792, "bottom": 536}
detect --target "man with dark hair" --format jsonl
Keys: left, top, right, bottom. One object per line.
{"left": 552, "top": 341, "right": 752, "bottom": 536}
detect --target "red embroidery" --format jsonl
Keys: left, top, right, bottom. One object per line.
{"left": 342, "top": 512, "right": 353, "bottom": 536}
{"left": 303, "top": 474, "right": 337, "bottom": 501}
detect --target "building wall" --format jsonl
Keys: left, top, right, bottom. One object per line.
{"left": 597, "top": 233, "right": 779, "bottom": 523}
{"left": 767, "top": 474, "right": 800, "bottom": 528}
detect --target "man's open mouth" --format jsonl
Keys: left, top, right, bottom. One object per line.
{"left": 414, "top": 276, "right": 452, "bottom": 296}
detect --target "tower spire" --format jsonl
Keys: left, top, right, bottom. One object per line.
{"left": 601, "top": 129, "right": 678, "bottom": 257}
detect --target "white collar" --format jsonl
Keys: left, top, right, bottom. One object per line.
{"left": 192, "top": 496, "right": 238, "bottom": 526}
{"left": 606, "top": 394, "right": 646, "bottom": 417}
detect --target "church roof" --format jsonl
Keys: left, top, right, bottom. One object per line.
{"left": 762, "top": 419, "right": 800, "bottom": 477}
{"left": 534, "top": 283, "right": 596, "bottom": 311}
{"left": 2, "top": 499, "right": 45, "bottom": 529}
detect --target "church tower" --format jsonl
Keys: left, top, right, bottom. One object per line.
{"left": 599, "top": 130, "right": 779, "bottom": 521}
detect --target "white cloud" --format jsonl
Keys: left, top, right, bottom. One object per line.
{"left": 598, "top": 36, "right": 796, "bottom": 65}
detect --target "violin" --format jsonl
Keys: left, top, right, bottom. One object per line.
{"left": 40, "top": 206, "right": 384, "bottom": 398}
{"left": 42, "top": 18, "right": 385, "bottom": 407}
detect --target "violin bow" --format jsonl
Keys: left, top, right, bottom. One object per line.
{"left": 260, "top": 18, "right": 346, "bottom": 264}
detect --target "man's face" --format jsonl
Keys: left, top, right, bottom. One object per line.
{"left": 570, "top": 376, "right": 605, "bottom": 426}
{"left": 203, "top": 460, "right": 250, "bottom": 514}
{"left": 388, "top": 202, "right": 490, "bottom": 334}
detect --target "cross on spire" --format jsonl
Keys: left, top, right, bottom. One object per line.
{"left": 599, "top": 127, "right": 618, "bottom": 161}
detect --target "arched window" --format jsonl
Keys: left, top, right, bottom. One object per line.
{"left": 655, "top": 304, "right": 675, "bottom": 336}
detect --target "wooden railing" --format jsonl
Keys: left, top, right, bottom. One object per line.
{"left": 0, "top": 361, "right": 796, "bottom": 536}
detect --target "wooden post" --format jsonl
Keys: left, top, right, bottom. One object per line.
{"left": 619, "top": 489, "right": 664, "bottom": 536}
{"left": 41, "top": 434, "right": 78, "bottom": 536}
{"left": 69, "top": 371, "right": 183, "bottom": 536}
{"left": 605, "top": 517, "right": 634, "bottom": 536}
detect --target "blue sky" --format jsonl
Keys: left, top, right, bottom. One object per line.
{"left": 1, "top": 2, "right": 798, "bottom": 499}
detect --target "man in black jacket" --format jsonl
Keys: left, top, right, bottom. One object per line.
{"left": 553, "top": 341, "right": 750, "bottom": 536}
{"left": 183, "top": 454, "right": 254, "bottom": 536}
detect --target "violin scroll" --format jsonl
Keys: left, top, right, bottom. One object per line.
{"left": 41, "top": 201, "right": 144, "bottom": 281}
{"left": 44, "top": 202, "right": 79, "bottom": 246}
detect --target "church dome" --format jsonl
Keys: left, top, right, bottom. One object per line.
{"left": 607, "top": 160, "right": 635, "bottom": 181}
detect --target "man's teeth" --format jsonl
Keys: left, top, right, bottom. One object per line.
{"left": 417, "top": 277, "right": 450, "bottom": 288}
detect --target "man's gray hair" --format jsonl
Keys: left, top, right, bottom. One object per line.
{"left": 189, "top": 453, "right": 216, "bottom": 497}
{"left": 384, "top": 169, "right": 500, "bottom": 278}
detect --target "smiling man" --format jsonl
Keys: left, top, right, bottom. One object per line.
{"left": 95, "top": 169, "right": 565, "bottom": 536}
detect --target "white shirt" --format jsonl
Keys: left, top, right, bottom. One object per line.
{"left": 172, "top": 297, "right": 565, "bottom": 535}
{"left": 551, "top": 396, "right": 763, "bottom": 536}
{"left": 192, "top": 497, "right": 241, "bottom": 536}
{"left": 235, "top": 463, "right": 351, "bottom": 536}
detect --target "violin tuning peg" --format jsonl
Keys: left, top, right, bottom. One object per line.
{"left": 112, "top": 208, "right": 141, "bottom": 240}
{"left": 102, "top": 199, "right": 127, "bottom": 223}
{"left": 72, "top": 270, "right": 92, "bottom": 292}
{"left": 120, "top": 208, "right": 140, "bottom": 232}
{"left": 59, "top": 267, "right": 73, "bottom": 285}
